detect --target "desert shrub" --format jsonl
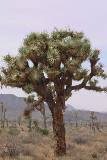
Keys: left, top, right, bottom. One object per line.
{"left": 8, "top": 127, "right": 20, "bottom": 136}
{"left": 5, "top": 144, "right": 20, "bottom": 157}
{"left": 22, "top": 135, "right": 36, "bottom": 144}
{"left": 38, "top": 128, "right": 49, "bottom": 135}
{"left": 22, "top": 131, "right": 43, "bottom": 145}
{"left": 22, "top": 145, "right": 36, "bottom": 158}
{"left": 73, "top": 134, "right": 89, "bottom": 144}
{"left": 91, "top": 152, "right": 98, "bottom": 159}
{"left": 0, "top": 136, "right": 23, "bottom": 158}
{"left": 1, "top": 146, "right": 21, "bottom": 158}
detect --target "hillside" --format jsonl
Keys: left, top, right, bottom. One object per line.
{"left": 0, "top": 94, "right": 107, "bottom": 122}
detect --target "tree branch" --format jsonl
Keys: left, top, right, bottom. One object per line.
{"left": 84, "top": 86, "right": 107, "bottom": 92}
{"left": 64, "top": 57, "right": 99, "bottom": 95}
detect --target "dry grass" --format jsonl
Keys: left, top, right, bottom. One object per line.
{"left": 1, "top": 125, "right": 107, "bottom": 159}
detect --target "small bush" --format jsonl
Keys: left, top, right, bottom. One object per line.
{"left": 5, "top": 144, "right": 20, "bottom": 157}
{"left": 22, "top": 135, "right": 36, "bottom": 144}
{"left": 8, "top": 127, "right": 20, "bottom": 136}
{"left": 38, "top": 128, "right": 49, "bottom": 135}
{"left": 22, "top": 145, "right": 36, "bottom": 157}
{"left": 0, "top": 136, "right": 23, "bottom": 158}
{"left": 91, "top": 152, "right": 98, "bottom": 159}
{"left": 73, "top": 135, "right": 89, "bottom": 144}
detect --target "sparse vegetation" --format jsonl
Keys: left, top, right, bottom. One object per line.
{"left": 8, "top": 127, "right": 20, "bottom": 136}
{"left": 0, "top": 122, "right": 107, "bottom": 159}
{"left": 73, "top": 134, "right": 89, "bottom": 144}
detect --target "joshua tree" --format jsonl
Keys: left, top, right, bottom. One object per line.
{"left": 0, "top": 102, "right": 7, "bottom": 128}
{"left": 3, "top": 108, "right": 6, "bottom": 128}
{"left": 24, "top": 94, "right": 48, "bottom": 129}
{"left": 0, "top": 102, "right": 3, "bottom": 125}
{"left": 24, "top": 95, "right": 34, "bottom": 131}
{"left": 74, "top": 111, "right": 79, "bottom": 128}
{"left": 17, "top": 115, "right": 22, "bottom": 126}
{"left": 1, "top": 29, "right": 107, "bottom": 156}
{"left": 90, "top": 111, "right": 101, "bottom": 133}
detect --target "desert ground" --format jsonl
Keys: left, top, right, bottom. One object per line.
{"left": 0, "top": 121, "right": 107, "bottom": 160}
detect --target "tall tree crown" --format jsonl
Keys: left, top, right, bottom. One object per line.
{"left": 1, "top": 29, "right": 107, "bottom": 104}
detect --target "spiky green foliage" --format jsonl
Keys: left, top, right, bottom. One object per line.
{"left": 1, "top": 29, "right": 107, "bottom": 107}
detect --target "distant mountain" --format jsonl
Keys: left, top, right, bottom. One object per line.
{"left": 0, "top": 94, "right": 26, "bottom": 120}
{"left": 66, "top": 103, "right": 77, "bottom": 111}
{"left": 0, "top": 94, "right": 107, "bottom": 122}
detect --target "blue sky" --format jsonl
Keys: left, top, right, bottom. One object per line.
{"left": 0, "top": 0, "right": 107, "bottom": 111}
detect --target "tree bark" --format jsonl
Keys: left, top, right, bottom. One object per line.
{"left": 52, "top": 95, "right": 66, "bottom": 156}
{"left": 45, "top": 79, "right": 66, "bottom": 156}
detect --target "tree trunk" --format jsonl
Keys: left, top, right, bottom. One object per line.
{"left": 52, "top": 96, "right": 66, "bottom": 156}
{"left": 45, "top": 81, "right": 66, "bottom": 156}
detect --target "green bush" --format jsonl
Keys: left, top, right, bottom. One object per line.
{"left": 38, "top": 128, "right": 49, "bottom": 136}
{"left": 8, "top": 127, "right": 20, "bottom": 136}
